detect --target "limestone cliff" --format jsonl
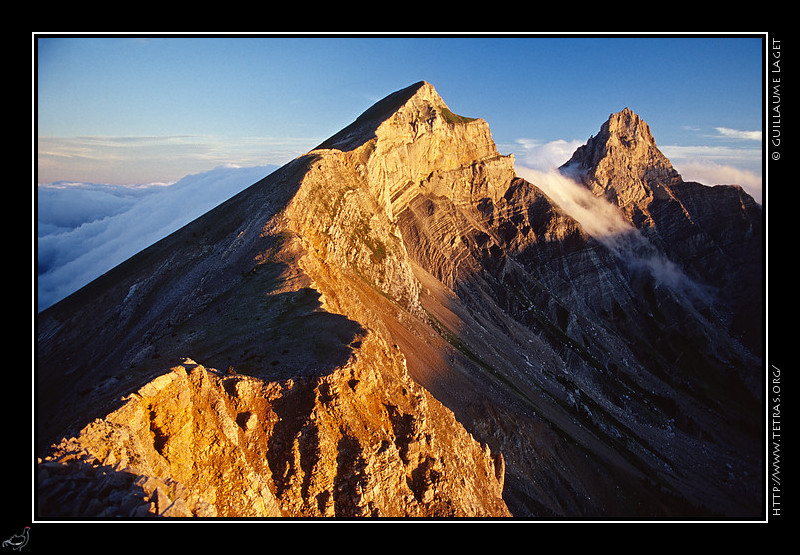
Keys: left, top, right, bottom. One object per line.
{"left": 36, "top": 82, "right": 763, "bottom": 520}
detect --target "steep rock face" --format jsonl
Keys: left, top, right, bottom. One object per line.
{"left": 292, "top": 81, "right": 515, "bottom": 294}
{"left": 562, "top": 107, "right": 682, "bottom": 223}
{"left": 373, "top": 103, "right": 763, "bottom": 517}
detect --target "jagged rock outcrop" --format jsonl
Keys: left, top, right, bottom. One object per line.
{"left": 36, "top": 82, "right": 762, "bottom": 520}
{"left": 39, "top": 357, "right": 508, "bottom": 518}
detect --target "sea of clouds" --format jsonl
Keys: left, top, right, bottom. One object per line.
{"left": 36, "top": 164, "right": 278, "bottom": 312}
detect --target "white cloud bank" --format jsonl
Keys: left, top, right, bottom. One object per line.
{"left": 663, "top": 125, "right": 763, "bottom": 203}
{"left": 673, "top": 159, "right": 763, "bottom": 203}
{"left": 513, "top": 138, "right": 584, "bottom": 172}
{"left": 38, "top": 131, "right": 760, "bottom": 313}
{"left": 36, "top": 164, "right": 278, "bottom": 312}
{"left": 714, "top": 127, "right": 762, "bottom": 142}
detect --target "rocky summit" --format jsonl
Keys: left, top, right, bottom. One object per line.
{"left": 36, "top": 81, "right": 763, "bottom": 519}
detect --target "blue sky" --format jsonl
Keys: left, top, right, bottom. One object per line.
{"left": 36, "top": 34, "right": 764, "bottom": 196}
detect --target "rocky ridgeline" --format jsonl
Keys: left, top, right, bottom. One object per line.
{"left": 39, "top": 355, "right": 509, "bottom": 518}
{"left": 37, "top": 455, "right": 212, "bottom": 518}
{"left": 37, "top": 82, "right": 762, "bottom": 519}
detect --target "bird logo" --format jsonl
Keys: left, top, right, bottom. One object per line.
{"left": 2, "top": 527, "right": 29, "bottom": 551}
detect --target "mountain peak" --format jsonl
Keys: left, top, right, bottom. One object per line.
{"left": 561, "top": 108, "right": 682, "bottom": 210}
{"left": 307, "top": 81, "right": 510, "bottom": 223}
{"left": 606, "top": 107, "right": 653, "bottom": 144}
{"left": 563, "top": 108, "right": 676, "bottom": 174}
{"left": 316, "top": 81, "right": 479, "bottom": 152}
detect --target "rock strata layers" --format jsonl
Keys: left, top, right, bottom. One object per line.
{"left": 37, "top": 82, "right": 513, "bottom": 519}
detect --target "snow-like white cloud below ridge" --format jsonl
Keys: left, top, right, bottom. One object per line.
{"left": 36, "top": 164, "right": 277, "bottom": 312}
